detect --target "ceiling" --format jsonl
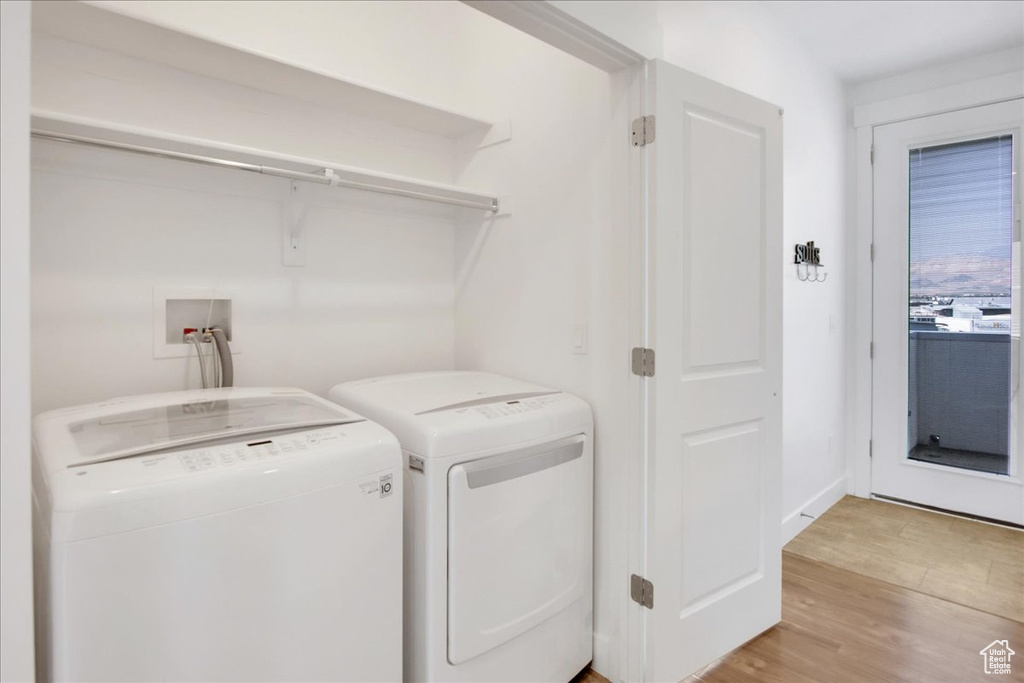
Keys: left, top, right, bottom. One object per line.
{"left": 761, "top": 1, "right": 1024, "bottom": 83}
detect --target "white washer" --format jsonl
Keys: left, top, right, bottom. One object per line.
{"left": 33, "top": 387, "right": 403, "bottom": 682}
{"left": 328, "top": 372, "right": 593, "bottom": 682}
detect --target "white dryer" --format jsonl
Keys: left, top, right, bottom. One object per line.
{"left": 328, "top": 372, "right": 593, "bottom": 682}
{"left": 33, "top": 387, "right": 403, "bottom": 682}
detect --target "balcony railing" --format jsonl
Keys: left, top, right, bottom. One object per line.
{"left": 908, "top": 331, "right": 1011, "bottom": 473}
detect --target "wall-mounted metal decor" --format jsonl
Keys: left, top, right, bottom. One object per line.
{"left": 794, "top": 240, "right": 827, "bottom": 282}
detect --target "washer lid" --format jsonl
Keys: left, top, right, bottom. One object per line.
{"left": 59, "top": 393, "right": 360, "bottom": 468}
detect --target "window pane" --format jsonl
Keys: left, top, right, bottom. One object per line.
{"left": 907, "top": 135, "right": 1013, "bottom": 475}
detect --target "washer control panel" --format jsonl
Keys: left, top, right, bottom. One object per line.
{"left": 175, "top": 428, "right": 344, "bottom": 473}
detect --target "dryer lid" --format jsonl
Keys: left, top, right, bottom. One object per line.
{"left": 63, "top": 394, "right": 360, "bottom": 467}
{"left": 328, "top": 372, "right": 592, "bottom": 460}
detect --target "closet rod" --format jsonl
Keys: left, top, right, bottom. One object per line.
{"left": 31, "top": 130, "right": 500, "bottom": 212}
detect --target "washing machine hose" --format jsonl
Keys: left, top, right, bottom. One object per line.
{"left": 209, "top": 328, "right": 233, "bottom": 388}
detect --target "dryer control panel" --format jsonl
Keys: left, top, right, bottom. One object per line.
{"left": 471, "top": 395, "right": 562, "bottom": 420}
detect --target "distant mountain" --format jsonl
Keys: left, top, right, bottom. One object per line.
{"left": 910, "top": 255, "right": 1011, "bottom": 295}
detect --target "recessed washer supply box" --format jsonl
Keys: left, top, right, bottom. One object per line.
{"left": 152, "top": 287, "right": 239, "bottom": 359}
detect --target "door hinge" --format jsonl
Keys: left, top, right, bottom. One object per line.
{"left": 631, "top": 347, "right": 656, "bottom": 377}
{"left": 870, "top": 243, "right": 875, "bottom": 261}
{"left": 630, "top": 574, "right": 654, "bottom": 609}
{"left": 869, "top": 439, "right": 873, "bottom": 458}
{"left": 870, "top": 144, "right": 874, "bottom": 164}
{"left": 869, "top": 342, "right": 874, "bottom": 359}
{"left": 631, "top": 115, "right": 655, "bottom": 146}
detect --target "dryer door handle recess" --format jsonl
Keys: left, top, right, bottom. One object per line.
{"left": 461, "top": 435, "right": 585, "bottom": 489}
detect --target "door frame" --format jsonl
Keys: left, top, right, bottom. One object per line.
{"left": 870, "top": 105, "right": 1022, "bottom": 522}
{"left": 626, "top": 60, "right": 649, "bottom": 683}
{"left": 851, "top": 73, "right": 1024, "bottom": 499}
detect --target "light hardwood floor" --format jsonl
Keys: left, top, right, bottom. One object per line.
{"left": 685, "top": 553, "right": 1023, "bottom": 682}
{"left": 785, "top": 495, "right": 1024, "bottom": 622}
{"left": 577, "top": 496, "right": 1024, "bottom": 682}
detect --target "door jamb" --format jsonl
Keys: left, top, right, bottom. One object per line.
{"left": 851, "top": 125, "right": 874, "bottom": 497}
{"left": 625, "top": 60, "right": 648, "bottom": 683}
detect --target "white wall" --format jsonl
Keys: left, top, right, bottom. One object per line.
{"left": 31, "top": 11, "right": 466, "bottom": 414}
{"left": 31, "top": 141, "right": 458, "bottom": 412}
{"left": 1, "top": 2, "right": 36, "bottom": 681}
{"left": 663, "top": 1, "right": 849, "bottom": 541}
{"left": 554, "top": 1, "right": 851, "bottom": 539}
{"left": 31, "top": 2, "right": 632, "bottom": 679}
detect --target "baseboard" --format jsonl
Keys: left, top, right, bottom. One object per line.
{"left": 781, "top": 476, "right": 847, "bottom": 545}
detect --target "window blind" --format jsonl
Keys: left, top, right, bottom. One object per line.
{"left": 909, "top": 135, "right": 1013, "bottom": 299}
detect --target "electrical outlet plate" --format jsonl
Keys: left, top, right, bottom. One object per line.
{"left": 153, "top": 287, "right": 241, "bottom": 359}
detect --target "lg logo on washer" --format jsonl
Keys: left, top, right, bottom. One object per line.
{"left": 359, "top": 473, "right": 393, "bottom": 498}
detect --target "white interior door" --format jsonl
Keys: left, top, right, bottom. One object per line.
{"left": 872, "top": 99, "right": 1024, "bottom": 525}
{"left": 642, "top": 59, "right": 782, "bottom": 682}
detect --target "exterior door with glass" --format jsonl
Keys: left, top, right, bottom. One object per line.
{"left": 871, "top": 99, "right": 1024, "bottom": 524}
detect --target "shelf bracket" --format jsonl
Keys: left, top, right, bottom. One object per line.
{"left": 283, "top": 171, "right": 337, "bottom": 267}
{"left": 283, "top": 181, "right": 308, "bottom": 267}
